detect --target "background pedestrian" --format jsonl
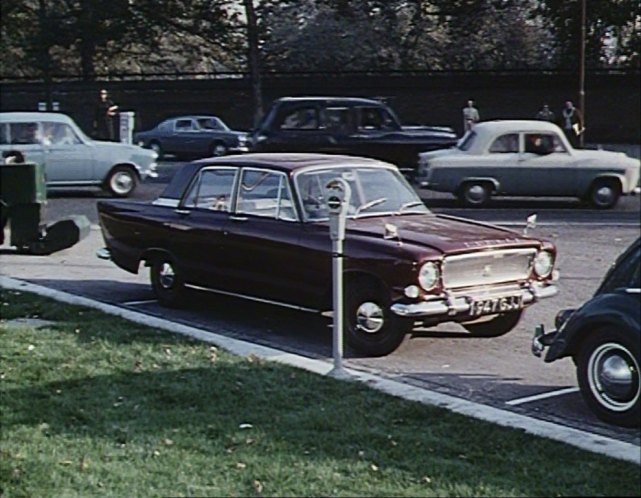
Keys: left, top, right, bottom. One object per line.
{"left": 561, "top": 100, "right": 583, "bottom": 147}
{"left": 535, "top": 103, "right": 556, "bottom": 122}
{"left": 93, "top": 89, "right": 119, "bottom": 141}
{"left": 462, "top": 99, "right": 480, "bottom": 133}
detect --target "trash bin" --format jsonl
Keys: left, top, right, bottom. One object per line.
{"left": 0, "top": 161, "right": 90, "bottom": 254}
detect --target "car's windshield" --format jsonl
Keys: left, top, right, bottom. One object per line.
{"left": 295, "top": 166, "right": 430, "bottom": 221}
{"left": 457, "top": 130, "right": 476, "bottom": 151}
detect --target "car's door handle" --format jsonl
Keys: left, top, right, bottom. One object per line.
{"left": 174, "top": 209, "right": 191, "bottom": 216}
{"left": 230, "top": 215, "right": 248, "bottom": 222}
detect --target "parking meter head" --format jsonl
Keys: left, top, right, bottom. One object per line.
{"left": 325, "top": 177, "right": 352, "bottom": 241}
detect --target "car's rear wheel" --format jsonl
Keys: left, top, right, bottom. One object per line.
{"left": 149, "top": 141, "right": 163, "bottom": 159}
{"left": 462, "top": 310, "right": 522, "bottom": 337}
{"left": 587, "top": 179, "right": 621, "bottom": 209}
{"left": 150, "top": 256, "right": 186, "bottom": 308}
{"left": 105, "top": 166, "right": 138, "bottom": 197}
{"left": 576, "top": 328, "right": 640, "bottom": 427}
{"left": 210, "top": 142, "right": 227, "bottom": 157}
{"left": 345, "top": 281, "right": 410, "bottom": 356}
{"left": 458, "top": 182, "right": 491, "bottom": 207}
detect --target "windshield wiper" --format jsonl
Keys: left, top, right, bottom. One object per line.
{"left": 354, "top": 197, "right": 387, "bottom": 218}
{"left": 396, "top": 201, "right": 425, "bottom": 214}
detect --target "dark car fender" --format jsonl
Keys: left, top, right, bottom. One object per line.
{"left": 544, "top": 289, "right": 641, "bottom": 363}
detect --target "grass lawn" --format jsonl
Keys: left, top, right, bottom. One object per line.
{"left": 1, "top": 289, "right": 639, "bottom": 497}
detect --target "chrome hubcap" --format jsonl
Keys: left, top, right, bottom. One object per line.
{"left": 112, "top": 172, "right": 133, "bottom": 194}
{"left": 158, "top": 262, "right": 176, "bottom": 290}
{"left": 213, "top": 145, "right": 226, "bottom": 156}
{"left": 466, "top": 185, "right": 486, "bottom": 203}
{"left": 356, "top": 301, "right": 384, "bottom": 334}
{"left": 594, "top": 186, "right": 614, "bottom": 206}
{"left": 588, "top": 342, "right": 639, "bottom": 412}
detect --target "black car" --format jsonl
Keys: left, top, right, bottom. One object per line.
{"left": 533, "top": 237, "right": 640, "bottom": 427}
{"left": 134, "top": 115, "right": 248, "bottom": 160}
{"left": 249, "top": 97, "right": 457, "bottom": 176}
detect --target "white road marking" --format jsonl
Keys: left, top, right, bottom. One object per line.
{"left": 506, "top": 387, "right": 580, "bottom": 406}
{"left": 1, "top": 275, "right": 638, "bottom": 466}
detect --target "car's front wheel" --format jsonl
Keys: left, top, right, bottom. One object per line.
{"left": 345, "top": 282, "right": 410, "bottom": 356}
{"left": 105, "top": 166, "right": 138, "bottom": 197}
{"left": 458, "top": 182, "right": 491, "bottom": 207}
{"left": 150, "top": 257, "right": 186, "bottom": 308}
{"left": 587, "top": 179, "right": 621, "bottom": 209}
{"left": 462, "top": 310, "right": 523, "bottom": 337}
{"left": 576, "top": 328, "right": 640, "bottom": 427}
{"left": 210, "top": 142, "right": 228, "bottom": 157}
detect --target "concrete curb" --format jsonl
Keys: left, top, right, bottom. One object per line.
{"left": 1, "top": 275, "right": 639, "bottom": 465}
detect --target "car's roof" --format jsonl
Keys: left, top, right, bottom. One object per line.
{"left": 194, "top": 152, "right": 392, "bottom": 172}
{"left": 164, "top": 115, "right": 222, "bottom": 121}
{"left": 472, "top": 120, "right": 564, "bottom": 136}
{"left": 274, "top": 96, "right": 385, "bottom": 106}
{"left": 0, "top": 112, "right": 75, "bottom": 124}
{"left": 160, "top": 153, "right": 396, "bottom": 201}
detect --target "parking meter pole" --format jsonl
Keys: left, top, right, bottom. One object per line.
{"left": 325, "top": 178, "right": 352, "bottom": 380}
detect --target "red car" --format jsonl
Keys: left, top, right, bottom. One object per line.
{"left": 97, "top": 153, "right": 558, "bottom": 356}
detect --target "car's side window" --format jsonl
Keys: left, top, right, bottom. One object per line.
{"left": 236, "top": 169, "right": 297, "bottom": 222}
{"left": 278, "top": 107, "right": 318, "bottom": 130}
{"left": 183, "top": 167, "right": 238, "bottom": 212}
{"left": 42, "top": 122, "right": 81, "bottom": 146}
{"left": 196, "top": 118, "right": 222, "bottom": 130}
{"left": 9, "top": 122, "right": 41, "bottom": 145}
{"left": 175, "top": 119, "right": 194, "bottom": 132}
{"left": 489, "top": 134, "right": 518, "bottom": 153}
{"left": 357, "top": 106, "right": 394, "bottom": 130}
{"left": 323, "top": 107, "right": 352, "bottom": 133}
{"left": 0, "top": 123, "right": 9, "bottom": 145}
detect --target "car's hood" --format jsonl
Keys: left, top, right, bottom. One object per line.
{"left": 398, "top": 125, "right": 457, "bottom": 139}
{"left": 91, "top": 139, "right": 156, "bottom": 158}
{"left": 346, "top": 213, "right": 538, "bottom": 254}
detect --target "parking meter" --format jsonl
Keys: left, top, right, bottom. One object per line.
{"left": 325, "top": 177, "right": 351, "bottom": 240}
{"left": 324, "top": 178, "right": 351, "bottom": 378}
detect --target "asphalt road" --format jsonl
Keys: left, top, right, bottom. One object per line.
{"left": 2, "top": 159, "right": 640, "bottom": 447}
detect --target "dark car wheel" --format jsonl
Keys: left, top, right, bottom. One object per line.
{"left": 458, "top": 182, "right": 491, "bottom": 207}
{"left": 462, "top": 310, "right": 523, "bottom": 337}
{"left": 150, "top": 257, "right": 186, "bottom": 308}
{"left": 345, "top": 283, "right": 410, "bottom": 356}
{"left": 576, "top": 328, "right": 640, "bottom": 427}
{"left": 105, "top": 166, "right": 138, "bottom": 197}
{"left": 587, "top": 180, "right": 621, "bottom": 209}
{"left": 210, "top": 142, "right": 228, "bottom": 157}
{"left": 149, "top": 141, "right": 164, "bottom": 159}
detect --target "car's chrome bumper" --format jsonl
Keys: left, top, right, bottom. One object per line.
{"left": 531, "top": 324, "right": 559, "bottom": 357}
{"left": 96, "top": 247, "right": 111, "bottom": 260}
{"left": 390, "top": 283, "right": 558, "bottom": 319}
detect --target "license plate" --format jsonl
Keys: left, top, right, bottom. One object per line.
{"left": 470, "top": 295, "right": 523, "bottom": 317}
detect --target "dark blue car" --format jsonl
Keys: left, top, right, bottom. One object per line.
{"left": 533, "top": 237, "right": 640, "bottom": 427}
{"left": 134, "top": 115, "right": 248, "bottom": 160}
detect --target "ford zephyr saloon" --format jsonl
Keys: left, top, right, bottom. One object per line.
{"left": 97, "top": 153, "right": 559, "bottom": 356}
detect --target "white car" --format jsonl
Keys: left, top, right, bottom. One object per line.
{"left": 0, "top": 112, "right": 158, "bottom": 197}
{"left": 417, "top": 120, "right": 640, "bottom": 208}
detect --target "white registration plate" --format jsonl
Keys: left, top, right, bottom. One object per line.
{"left": 470, "top": 295, "right": 523, "bottom": 317}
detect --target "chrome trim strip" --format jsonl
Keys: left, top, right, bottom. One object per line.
{"left": 184, "top": 283, "right": 319, "bottom": 313}
{"left": 152, "top": 198, "right": 180, "bottom": 207}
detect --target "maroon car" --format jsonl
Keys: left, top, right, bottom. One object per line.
{"left": 97, "top": 153, "right": 559, "bottom": 356}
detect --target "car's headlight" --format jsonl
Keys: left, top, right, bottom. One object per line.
{"left": 533, "top": 251, "right": 554, "bottom": 278}
{"left": 418, "top": 261, "right": 440, "bottom": 290}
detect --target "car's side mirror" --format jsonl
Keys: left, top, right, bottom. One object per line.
{"left": 523, "top": 214, "right": 537, "bottom": 235}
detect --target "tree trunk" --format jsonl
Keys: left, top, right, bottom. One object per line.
{"left": 243, "top": 0, "right": 263, "bottom": 127}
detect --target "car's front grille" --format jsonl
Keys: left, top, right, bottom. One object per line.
{"left": 442, "top": 248, "right": 536, "bottom": 289}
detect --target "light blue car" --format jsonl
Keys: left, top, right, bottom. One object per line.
{"left": 0, "top": 112, "right": 158, "bottom": 197}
